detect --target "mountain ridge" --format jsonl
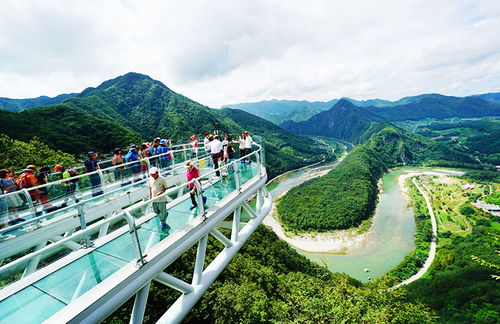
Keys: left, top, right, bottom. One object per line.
{"left": 223, "top": 93, "right": 500, "bottom": 124}
{"left": 0, "top": 72, "right": 328, "bottom": 178}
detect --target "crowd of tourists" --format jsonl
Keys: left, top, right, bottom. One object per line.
{"left": 0, "top": 131, "right": 256, "bottom": 230}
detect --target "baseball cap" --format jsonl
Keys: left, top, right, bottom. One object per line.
{"left": 149, "top": 167, "right": 159, "bottom": 174}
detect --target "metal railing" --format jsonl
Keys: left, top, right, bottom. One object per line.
{"left": 0, "top": 145, "right": 208, "bottom": 235}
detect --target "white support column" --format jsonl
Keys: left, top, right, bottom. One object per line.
{"left": 22, "top": 241, "right": 47, "bottom": 277}
{"left": 231, "top": 207, "right": 241, "bottom": 242}
{"left": 242, "top": 202, "right": 257, "bottom": 219}
{"left": 130, "top": 282, "right": 151, "bottom": 324}
{"left": 98, "top": 220, "right": 111, "bottom": 238}
{"left": 256, "top": 189, "right": 263, "bottom": 215}
{"left": 155, "top": 272, "right": 193, "bottom": 294}
{"left": 192, "top": 235, "right": 208, "bottom": 286}
{"left": 210, "top": 228, "right": 232, "bottom": 247}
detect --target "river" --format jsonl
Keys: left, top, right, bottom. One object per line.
{"left": 267, "top": 165, "right": 458, "bottom": 282}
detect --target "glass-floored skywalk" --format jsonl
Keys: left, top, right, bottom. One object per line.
{"left": 0, "top": 149, "right": 260, "bottom": 323}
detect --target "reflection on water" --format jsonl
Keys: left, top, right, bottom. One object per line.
{"left": 268, "top": 166, "right": 456, "bottom": 282}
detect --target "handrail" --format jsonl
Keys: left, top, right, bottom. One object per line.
{"left": 50, "top": 142, "right": 204, "bottom": 174}
{"left": 0, "top": 153, "right": 211, "bottom": 236}
{"left": 11, "top": 145, "right": 204, "bottom": 193}
{"left": 0, "top": 143, "right": 263, "bottom": 277}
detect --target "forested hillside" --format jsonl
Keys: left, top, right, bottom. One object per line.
{"left": 222, "top": 99, "right": 336, "bottom": 124}
{"left": 278, "top": 126, "right": 476, "bottom": 232}
{"left": 282, "top": 95, "right": 500, "bottom": 140}
{"left": 281, "top": 99, "right": 383, "bottom": 143}
{"left": 0, "top": 104, "right": 143, "bottom": 155}
{"left": 0, "top": 134, "right": 76, "bottom": 171}
{"left": 0, "top": 93, "right": 77, "bottom": 112}
{"left": 417, "top": 119, "right": 500, "bottom": 165}
{"left": 370, "top": 94, "right": 500, "bottom": 121}
{"left": 474, "top": 92, "right": 500, "bottom": 104}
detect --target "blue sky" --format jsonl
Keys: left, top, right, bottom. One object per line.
{"left": 1, "top": 0, "right": 499, "bottom": 107}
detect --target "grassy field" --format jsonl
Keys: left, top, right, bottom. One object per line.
{"left": 418, "top": 174, "right": 493, "bottom": 238}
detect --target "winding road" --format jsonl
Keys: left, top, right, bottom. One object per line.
{"left": 393, "top": 177, "right": 437, "bottom": 288}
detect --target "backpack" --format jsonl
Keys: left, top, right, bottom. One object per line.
{"left": 67, "top": 169, "right": 80, "bottom": 183}
{"left": 16, "top": 173, "right": 31, "bottom": 189}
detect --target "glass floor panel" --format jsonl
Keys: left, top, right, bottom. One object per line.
{"left": 142, "top": 210, "right": 197, "bottom": 232}
{"left": 168, "top": 196, "right": 218, "bottom": 213}
{"left": 33, "top": 251, "right": 127, "bottom": 304}
{"left": 97, "top": 228, "right": 168, "bottom": 262}
{"left": 0, "top": 286, "right": 66, "bottom": 324}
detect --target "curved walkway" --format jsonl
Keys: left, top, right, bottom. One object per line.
{"left": 393, "top": 177, "right": 437, "bottom": 288}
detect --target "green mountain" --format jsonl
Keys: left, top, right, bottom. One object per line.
{"left": 474, "top": 92, "right": 500, "bottom": 104}
{"left": 0, "top": 93, "right": 77, "bottom": 112}
{"left": 370, "top": 94, "right": 500, "bottom": 121}
{"left": 278, "top": 125, "right": 476, "bottom": 232}
{"left": 281, "top": 99, "right": 385, "bottom": 143}
{"left": 222, "top": 99, "right": 337, "bottom": 124}
{"left": 0, "top": 73, "right": 328, "bottom": 177}
{"left": 418, "top": 119, "right": 500, "bottom": 165}
{"left": 0, "top": 104, "right": 143, "bottom": 155}
{"left": 282, "top": 96, "right": 500, "bottom": 140}
{"left": 226, "top": 93, "right": 500, "bottom": 125}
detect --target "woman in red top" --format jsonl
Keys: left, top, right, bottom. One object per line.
{"left": 185, "top": 161, "right": 206, "bottom": 210}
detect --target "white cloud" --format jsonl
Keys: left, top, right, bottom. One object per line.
{"left": 0, "top": 0, "right": 499, "bottom": 106}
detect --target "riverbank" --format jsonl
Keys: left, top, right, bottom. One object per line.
{"left": 263, "top": 191, "right": 371, "bottom": 253}
{"left": 264, "top": 152, "right": 372, "bottom": 254}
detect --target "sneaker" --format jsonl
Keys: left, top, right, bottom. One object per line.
{"left": 160, "top": 223, "right": 167, "bottom": 229}
{"left": 203, "top": 196, "right": 207, "bottom": 205}
{"left": 190, "top": 204, "right": 197, "bottom": 210}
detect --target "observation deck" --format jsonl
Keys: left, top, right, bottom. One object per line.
{"left": 0, "top": 142, "right": 272, "bottom": 323}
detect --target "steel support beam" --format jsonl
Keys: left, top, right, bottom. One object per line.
{"left": 22, "top": 241, "right": 47, "bottom": 277}
{"left": 210, "top": 228, "right": 232, "bottom": 248}
{"left": 231, "top": 207, "right": 241, "bottom": 242}
{"left": 192, "top": 235, "right": 208, "bottom": 286}
{"left": 154, "top": 272, "right": 193, "bottom": 294}
{"left": 242, "top": 202, "right": 257, "bottom": 219}
{"left": 130, "top": 282, "right": 151, "bottom": 324}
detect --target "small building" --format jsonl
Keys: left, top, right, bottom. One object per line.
{"left": 462, "top": 184, "right": 475, "bottom": 190}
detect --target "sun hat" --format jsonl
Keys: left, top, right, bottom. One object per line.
{"left": 24, "top": 165, "right": 37, "bottom": 172}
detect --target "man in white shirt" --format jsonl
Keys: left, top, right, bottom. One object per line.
{"left": 203, "top": 133, "right": 212, "bottom": 167}
{"left": 243, "top": 131, "right": 254, "bottom": 163}
{"left": 148, "top": 167, "right": 169, "bottom": 229}
{"left": 203, "top": 133, "right": 211, "bottom": 154}
{"left": 210, "top": 135, "right": 223, "bottom": 176}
